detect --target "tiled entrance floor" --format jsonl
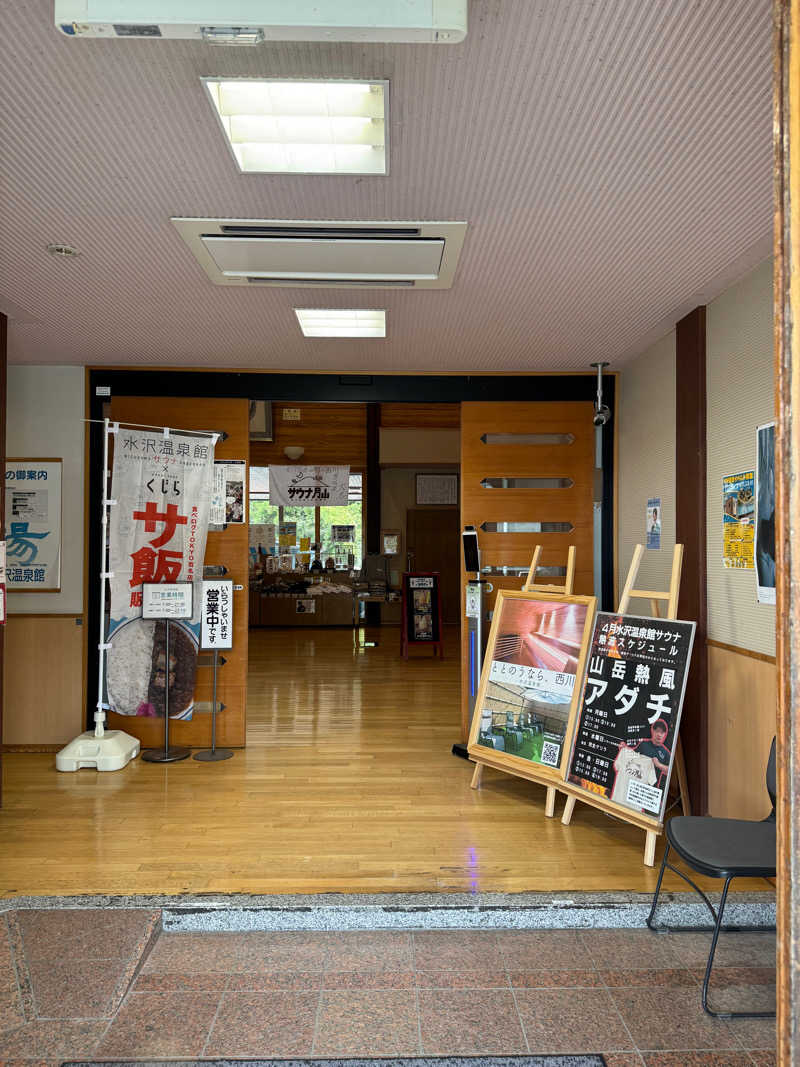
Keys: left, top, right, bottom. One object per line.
{"left": 0, "top": 910, "right": 776, "bottom": 1066}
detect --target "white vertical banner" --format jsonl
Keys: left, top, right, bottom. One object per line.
{"left": 106, "top": 429, "right": 216, "bottom": 718}
{"left": 201, "top": 579, "right": 234, "bottom": 650}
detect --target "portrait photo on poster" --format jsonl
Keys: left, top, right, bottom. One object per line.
{"left": 756, "top": 422, "right": 776, "bottom": 605}
{"left": 470, "top": 592, "right": 596, "bottom": 773}
{"left": 566, "top": 612, "right": 696, "bottom": 822}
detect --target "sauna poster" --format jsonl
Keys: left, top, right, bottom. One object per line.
{"left": 722, "top": 470, "right": 755, "bottom": 569}
{"left": 475, "top": 595, "right": 592, "bottom": 769}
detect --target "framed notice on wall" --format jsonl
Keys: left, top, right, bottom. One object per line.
{"left": 4, "top": 458, "right": 62, "bottom": 592}
{"left": 566, "top": 612, "right": 696, "bottom": 823}
{"left": 416, "top": 473, "right": 458, "bottom": 505}
{"left": 468, "top": 591, "right": 596, "bottom": 777}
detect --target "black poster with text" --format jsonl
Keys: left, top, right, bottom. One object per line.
{"left": 567, "top": 612, "right": 696, "bottom": 821}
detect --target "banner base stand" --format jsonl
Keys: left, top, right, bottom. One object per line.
{"left": 193, "top": 748, "right": 233, "bottom": 762}
{"left": 141, "top": 745, "right": 191, "bottom": 763}
{"left": 56, "top": 730, "right": 140, "bottom": 773}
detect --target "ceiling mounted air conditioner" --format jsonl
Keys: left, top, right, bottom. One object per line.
{"left": 170, "top": 219, "right": 468, "bottom": 289}
{"left": 55, "top": 0, "right": 467, "bottom": 43}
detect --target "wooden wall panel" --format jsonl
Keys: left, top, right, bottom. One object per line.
{"left": 460, "top": 401, "right": 596, "bottom": 737}
{"left": 3, "top": 616, "right": 84, "bottom": 745}
{"left": 707, "top": 643, "right": 776, "bottom": 819}
{"left": 108, "top": 396, "right": 249, "bottom": 747}
{"left": 251, "top": 402, "right": 366, "bottom": 469}
{"left": 380, "top": 403, "right": 461, "bottom": 428}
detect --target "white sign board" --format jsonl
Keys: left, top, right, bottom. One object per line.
{"left": 201, "top": 579, "right": 233, "bottom": 649}
{"left": 5, "top": 459, "right": 62, "bottom": 591}
{"left": 269, "top": 465, "right": 350, "bottom": 506}
{"left": 142, "top": 582, "right": 193, "bottom": 619}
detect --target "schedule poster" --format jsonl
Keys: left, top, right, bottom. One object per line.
{"left": 567, "top": 612, "right": 696, "bottom": 822}
{"left": 722, "top": 470, "right": 755, "bottom": 569}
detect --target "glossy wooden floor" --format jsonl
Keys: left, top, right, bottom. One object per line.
{"left": 0, "top": 627, "right": 770, "bottom": 897}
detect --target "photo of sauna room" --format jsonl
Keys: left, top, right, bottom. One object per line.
{"left": 477, "top": 599, "right": 589, "bottom": 768}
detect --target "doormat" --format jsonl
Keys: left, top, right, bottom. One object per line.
{"left": 63, "top": 1058, "right": 608, "bottom": 1067}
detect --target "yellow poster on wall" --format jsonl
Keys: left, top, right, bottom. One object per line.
{"left": 722, "top": 471, "right": 755, "bottom": 569}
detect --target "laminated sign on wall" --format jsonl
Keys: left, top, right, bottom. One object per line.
{"left": 722, "top": 470, "right": 755, "bottom": 569}
{"left": 4, "top": 458, "right": 62, "bottom": 591}
{"left": 106, "top": 429, "right": 216, "bottom": 719}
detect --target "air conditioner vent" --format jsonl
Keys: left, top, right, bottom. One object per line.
{"left": 172, "top": 218, "right": 467, "bottom": 290}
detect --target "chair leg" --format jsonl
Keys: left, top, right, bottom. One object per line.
{"left": 645, "top": 843, "right": 670, "bottom": 931}
{"left": 701, "top": 877, "right": 776, "bottom": 1020}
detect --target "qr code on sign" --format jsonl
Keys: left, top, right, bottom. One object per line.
{"left": 540, "top": 741, "right": 561, "bottom": 767}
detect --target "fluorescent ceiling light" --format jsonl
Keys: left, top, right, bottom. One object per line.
{"left": 203, "top": 79, "right": 387, "bottom": 174}
{"left": 295, "top": 309, "right": 386, "bottom": 338}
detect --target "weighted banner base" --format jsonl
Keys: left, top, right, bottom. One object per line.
{"left": 193, "top": 748, "right": 234, "bottom": 762}
{"left": 141, "top": 746, "right": 191, "bottom": 763}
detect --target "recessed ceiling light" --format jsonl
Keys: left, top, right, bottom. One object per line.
{"left": 203, "top": 79, "right": 388, "bottom": 175}
{"left": 295, "top": 309, "right": 386, "bottom": 338}
{"left": 46, "top": 243, "right": 80, "bottom": 258}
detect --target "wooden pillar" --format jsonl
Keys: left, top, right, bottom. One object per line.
{"left": 0, "top": 314, "right": 6, "bottom": 807}
{"left": 774, "top": 1, "right": 797, "bottom": 1061}
{"left": 675, "top": 306, "right": 708, "bottom": 815}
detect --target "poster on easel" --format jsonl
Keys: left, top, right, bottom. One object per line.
{"left": 756, "top": 422, "right": 776, "bottom": 604}
{"left": 468, "top": 591, "right": 596, "bottom": 777}
{"left": 566, "top": 612, "right": 696, "bottom": 822}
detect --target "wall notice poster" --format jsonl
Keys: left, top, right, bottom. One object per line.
{"left": 211, "top": 460, "right": 246, "bottom": 524}
{"left": 416, "top": 473, "right": 458, "bottom": 505}
{"left": 201, "top": 579, "right": 233, "bottom": 650}
{"left": 756, "top": 422, "right": 776, "bottom": 605}
{"left": 269, "top": 465, "right": 349, "bottom": 506}
{"left": 278, "top": 521, "right": 296, "bottom": 547}
{"left": 4, "top": 459, "right": 62, "bottom": 591}
{"left": 566, "top": 612, "right": 696, "bottom": 821}
{"left": 107, "top": 429, "right": 216, "bottom": 719}
{"left": 723, "top": 471, "right": 755, "bottom": 569}
{"left": 646, "top": 498, "right": 662, "bottom": 550}
{"left": 331, "top": 524, "right": 355, "bottom": 542}
{"left": 472, "top": 592, "right": 596, "bottom": 772}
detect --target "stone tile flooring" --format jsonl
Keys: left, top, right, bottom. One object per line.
{"left": 0, "top": 911, "right": 776, "bottom": 1065}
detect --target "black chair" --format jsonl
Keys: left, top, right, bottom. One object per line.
{"left": 646, "top": 737, "right": 776, "bottom": 1019}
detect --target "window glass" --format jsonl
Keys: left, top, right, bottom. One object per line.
{"left": 320, "top": 474, "right": 363, "bottom": 569}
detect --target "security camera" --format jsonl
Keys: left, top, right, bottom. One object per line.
{"left": 593, "top": 404, "right": 611, "bottom": 427}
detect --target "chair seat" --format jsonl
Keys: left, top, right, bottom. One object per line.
{"left": 666, "top": 815, "right": 776, "bottom": 879}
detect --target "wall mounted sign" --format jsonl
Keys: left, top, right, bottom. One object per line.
{"left": 416, "top": 473, "right": 458, "bottom": 505}
{"left": 646, "top": 497, "right": 662, "bottom": 550}
{"left": 470, "top": 591, "right": 595, "bottom": 774}
{"left": 566, "top": 611, "right": 696, "bottom": 823}
{"left": 211, "top": 460, "right": 246, "bottom": 524}
{"left": 331, "top": 524, "right": 356, "bottom": 542}
{"left": 756, "top": 423, "right": 776, "bottom": 604}
{"left": 722, "top": 470, "right": 755, "bottom": 569}
{"left": 270, "top": 465, "right": 350, "bottom": 506}
{"left": 142, "top": 582, "right": 194, "bottom": 619}
{"left": 296, "top": 598, "right": 316, "bottom": 614}
{"left": 201, "top": 579, "right": 233, "bottom": 649}
{"left": 4, "top": 458, "right": 62, "bottom": 591}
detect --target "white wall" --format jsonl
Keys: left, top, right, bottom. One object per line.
{"left": 706, "top": 257, "right": 775, "bottom": 656}
{"left": 7, "top": 366, "right": 85, "bottom": 614}
{"left": 617, "top": 330, "right": 677, "bottom": 603}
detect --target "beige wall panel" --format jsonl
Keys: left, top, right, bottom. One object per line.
{"left": 706, "top": 258, "right": 775, "bottom": 656}
{"left": 707, "top": 644, "right": 776, "bottom": 819}
{"left": 108, "top": 395, "right": 249, "bottom": 748}
{"left": 3, "top": 616, "right": 84, "bottom": 744}
{"left": 251, "top": 402, "right": 366, "bottom": 469}
{"left": 379, "top": 428, "right": 460, "bottom": 465}
{"left": 617, "top": 331, "right": 677, "bottom": 601}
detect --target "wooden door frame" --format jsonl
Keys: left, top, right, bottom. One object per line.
{"left": 775, "top": 2, "right": 797, "bottom": 1061}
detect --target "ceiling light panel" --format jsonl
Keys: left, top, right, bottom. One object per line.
{"left": 204, "top": 79, "right": 387, "bottom": 175}
{"left": 295, "top": 309, "right": 386, "bottom": 337}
